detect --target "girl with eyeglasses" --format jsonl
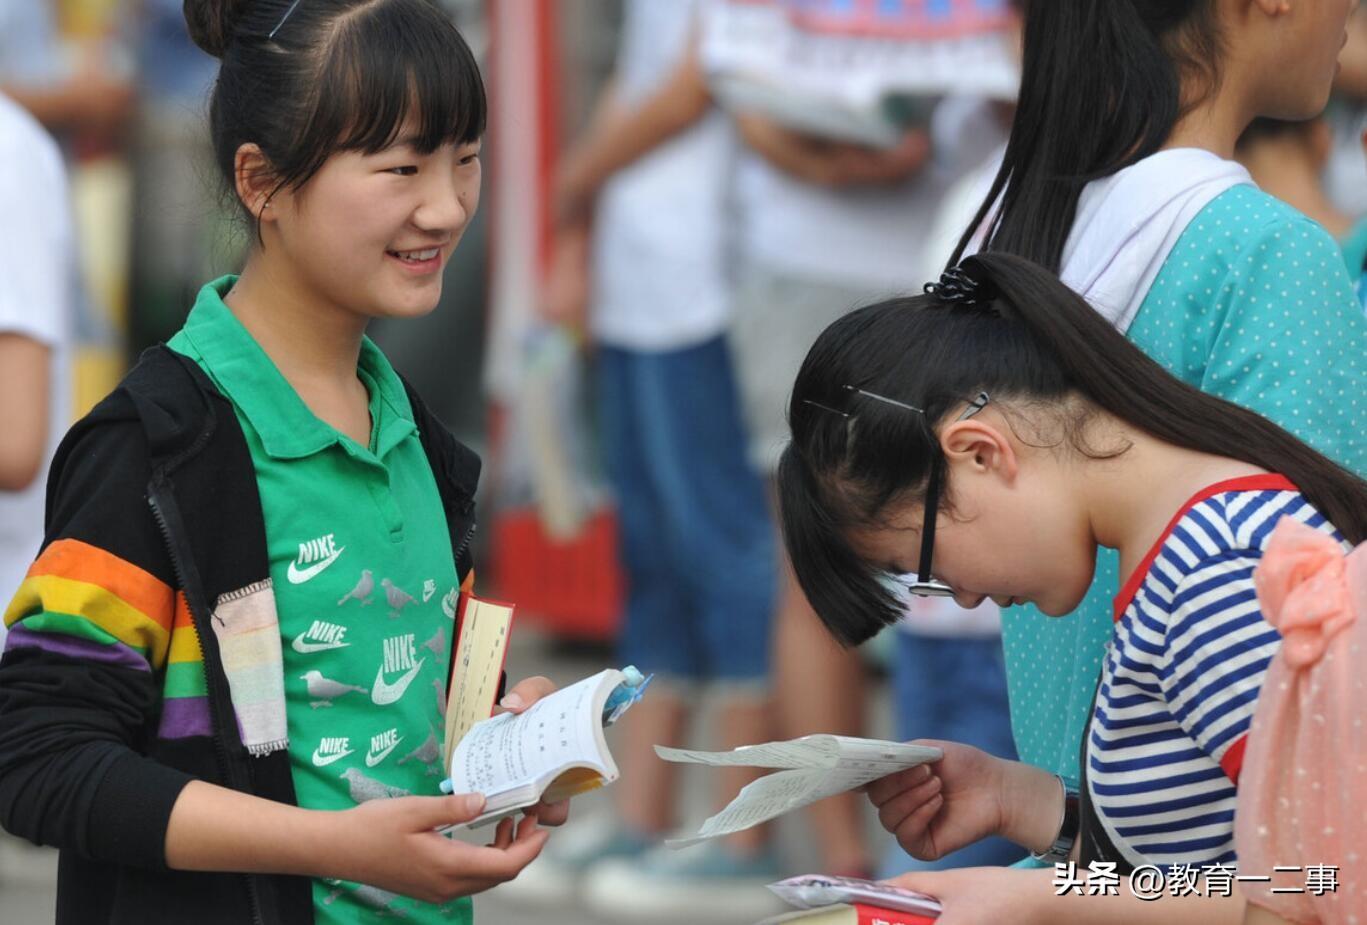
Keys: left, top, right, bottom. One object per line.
{"left": 956, "top": 0, "right": 1367, "bottom": 804}
{"left": 778, "top": 253, "right": 1367, "bottom": 923}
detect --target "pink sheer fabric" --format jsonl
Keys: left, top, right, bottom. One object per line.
{"left": 1235, "top": 517, "right": 1367, "bottom": 923}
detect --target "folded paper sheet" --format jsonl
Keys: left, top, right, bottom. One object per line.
{"left": 657, "top": 735, "right": 941, "bottom": 848}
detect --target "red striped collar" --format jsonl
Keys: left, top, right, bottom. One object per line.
{"left": 1111, "top": 474, "right": 1298, "bottom": 623}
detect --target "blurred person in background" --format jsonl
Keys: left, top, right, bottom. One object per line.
{"left": 542, "top": 0, "right": 1027, "bottom": 890}
{"left": 710, "top": 0, "right": 1024, "bottom": 882}
{"left": 1234, "top": 116, "right": 1367, "bottom": 276}
{"left": 128, "top": 0, "right": 232, "bottom": 351}
{"left": 0, "top": 0, "right": 133, "bottom": 144}
{"left": 0, "top": 92, "right": 74, "bottom": 649}
{"left": 1323, "top": 3, "right": 1367, "bottom": 219}
{"left": 536, "top": 1, "right": 782, "bottom": 918}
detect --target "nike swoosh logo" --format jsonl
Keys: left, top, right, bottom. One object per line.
{"left": 292, "top": 634, "right": 351, "bottom": 654}
{"left": 441, "top": 593, "right": 457, "bottom": 619}
{"left": 365, "top": 738, "right": 404, "bottom": 768}
{"left": 287, "top": 546, "right": 346, "bottom": 585}
{"left": 312, "top": 747, "right": 354, "bottom": 767}
{"left": 371, "top": 657, "right": 426, "bottom": 706}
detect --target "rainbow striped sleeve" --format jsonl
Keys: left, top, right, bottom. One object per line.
{"left": 3, "top": 539, "right": 212, "bottom": 740}
{"left": 4, "top": 539, "right": 175, "bottom": 671}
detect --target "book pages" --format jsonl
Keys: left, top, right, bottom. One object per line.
{"left": 659, "top": 736, "right": 940, "bottom": 848}
{"left": 443, "top": 595, "right": 514, "bottom": 769}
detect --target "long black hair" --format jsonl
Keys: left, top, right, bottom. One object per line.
{"left": 184, "top": 0, "right": 486, "bottom": 224}
{"left": 779, "top": 253, "right": 1367, "bottom": 646}
{"left": 952, "top": 0, "right": 1221, "bottom": 269}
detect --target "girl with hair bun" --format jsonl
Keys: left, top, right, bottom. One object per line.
{"left": 780, "top": 253, "right": 1367, "bottom": 922}
{"left": 0, "top": 2, "right": 567, "bottom": 923}
{"left": 954, "top": 0, "right": 1367, "bottom": 811}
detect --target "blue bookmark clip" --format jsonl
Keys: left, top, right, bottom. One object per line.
{"left": 603, "top": 665, "right": 653, "bottom": 727}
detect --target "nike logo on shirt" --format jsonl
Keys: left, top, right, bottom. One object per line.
{"left": 366, "top": 729, "right": 404, "bottom": 767}
{"left": 292, "top": 619, "right": 350, "bottom": 654}
{"left": 312, "top": 736, "right": 353, "bottom": 767}
{"left": 288, "top": 534, "right": 345, "bottom": 585}
{"left": 372, "top": 633, "right": 425, "bottom": 706}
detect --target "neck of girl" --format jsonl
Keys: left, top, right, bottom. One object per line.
{"left": 1080, "top": 424, "right": 1269, "bottom": 586}
{"left": 1162, "top": 90, "right": 1250, "bottom": 162}
{"left": 226, "top": 257, "right": 368, "bottom": 394}
{"left": 223, "top": 257, "right": 374, "bottom": 446}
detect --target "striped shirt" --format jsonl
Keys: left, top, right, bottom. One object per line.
{"left": 1087, "top": 475, "right": 1345, "bottom": 870}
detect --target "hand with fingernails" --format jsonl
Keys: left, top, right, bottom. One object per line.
{"left": 335, "top": 791, "right": 550, "bottom": 903}
{"left": 865, "top": 739, "right": 1063, "bottom": 863}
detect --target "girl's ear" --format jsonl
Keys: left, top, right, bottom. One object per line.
{"left": 233, "top": 143, "right": 279, "bottom": 223}
{"left": 940, "top": 419, "right": 1019, "bottom": 483}
{"left": 1250, "top": 0, "right": 1292, "bottom": 17}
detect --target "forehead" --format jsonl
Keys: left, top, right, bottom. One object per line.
{"left": 847, "top": 509, "right": 923, "bottom": 572}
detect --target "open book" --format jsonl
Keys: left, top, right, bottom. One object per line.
{"left": 658, "top": 735, "right": 941, "bottom": 847}
{"left": 444, "top": 668, "right": 643, "bottom": 828}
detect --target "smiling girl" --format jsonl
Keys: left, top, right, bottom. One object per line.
{"left": 779, "top": 253, "right": 1367, "bottom": 923}
{"left": 0, "top": 2, "right": 565, "bottom": 924}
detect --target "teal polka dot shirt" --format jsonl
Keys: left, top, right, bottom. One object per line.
{"left": 1002, "top": 185, "right": 1367, "bottom": 788}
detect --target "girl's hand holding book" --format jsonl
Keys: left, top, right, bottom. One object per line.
{"left": 335, "top": 792, "right": 550, "bottom": 904}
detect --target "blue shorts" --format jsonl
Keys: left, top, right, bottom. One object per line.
{"left": 597, "top": 338, "right": 776, "bottom": 683}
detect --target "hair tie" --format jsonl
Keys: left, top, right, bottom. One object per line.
{"left": 924, "top": 261, "right": 997, "bottom": 308}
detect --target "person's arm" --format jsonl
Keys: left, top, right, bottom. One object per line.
{"left": 555, "top": 37, "right": 713, "bottom": 226}
{"left": 165, "top": 673, "right": 566, "bottom": 902}
{"left": 733, "top": 112, "right": 931, "bottom": 188}
{"left": 165, "top": 783, "right": 547, "bottom": 904}
{"left": 1, "top": 70, "right": 133, "bottom": 137}
{"left": 888, "top": 866, "right": 1246, "bottom": 925}
{"left": 0, "top": 109, "right": 66, "bottom": 491}
{"left": 0, "top": 334, "right": 50, "bottom": 490}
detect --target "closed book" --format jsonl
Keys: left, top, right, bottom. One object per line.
{"left": 758, "top": 902, "right": 938, "bottom": 925}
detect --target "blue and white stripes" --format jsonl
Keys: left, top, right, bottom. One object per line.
{"left": 1088, "top": 476, "right": 1345, "bottom": 870}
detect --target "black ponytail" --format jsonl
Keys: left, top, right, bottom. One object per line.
{"left": 952, "top": 0, "right": 1220, "bottom": 270}
{"left": 780, "top": 253, "right": 1367, "bottom": 646}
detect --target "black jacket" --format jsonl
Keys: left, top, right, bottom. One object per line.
{"left": 0, "top": 346, "right": 480, "bottom": 924}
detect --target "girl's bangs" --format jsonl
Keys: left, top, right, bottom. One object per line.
{"left": 298, "top": 0, "right": 486, "bottom": 178}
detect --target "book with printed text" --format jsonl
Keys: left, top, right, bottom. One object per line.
{"left": 444, "top": 668, "right": 632, "bottom": 828}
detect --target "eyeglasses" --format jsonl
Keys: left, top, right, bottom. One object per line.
{"left": 805, "top": 388, "right": 990, "bottom": 598}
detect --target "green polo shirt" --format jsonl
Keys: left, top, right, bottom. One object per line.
{"left": 169, "top": 278, "right": 470, "bottom": 924}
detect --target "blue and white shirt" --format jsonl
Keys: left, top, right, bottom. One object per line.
{"left": 1086, "top": 475, "right": 1345, "bottom": 870}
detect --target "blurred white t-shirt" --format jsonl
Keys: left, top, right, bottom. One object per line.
{"left": 0, "top": 94, "right": 74, "bottom": 639}
{"left": 734, "top": 94, "right": 1005, "bottom": 291}
{"left": 590, "top": 0, "right": 736, "bottom": 352}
